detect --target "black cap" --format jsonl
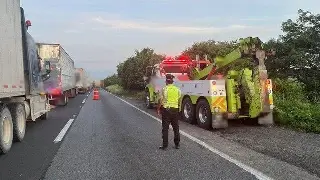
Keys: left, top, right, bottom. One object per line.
{"left": 166, "top": 74, "right": 174, "bottom": 80}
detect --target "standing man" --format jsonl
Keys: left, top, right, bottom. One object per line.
{"left": 157, "top": 74, "right": 181, "bottom": 150}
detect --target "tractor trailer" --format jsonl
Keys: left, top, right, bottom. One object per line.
{"left": 75, "top": 68, "right": 89, "bottom": 94}
{"left": 144, "top": 37, "right": 275, "bottom": 129}
{"left": 0, "top": 1, "right": 51, "bottom": 153}
{"left": 37, "top": 43, "right": 77, "bottom": 106}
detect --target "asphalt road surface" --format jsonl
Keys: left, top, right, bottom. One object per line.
{"left": 43, "top": 90, "right": 319, "bottom": 180}
{"left": 1, "top": 90, "right": 319, "bottom": 180}
{"left": 128, "top": 96, "right": 320, "bottom": 177}
{"left": 0, "top": 93, "right": 89, "bottom": 180}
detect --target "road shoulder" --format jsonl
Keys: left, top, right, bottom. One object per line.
{"left": 117, "top": 93, "right": 320, "bottom": 180}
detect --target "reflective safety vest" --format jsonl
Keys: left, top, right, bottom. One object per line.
{"left": 162, "top": 84, "right": 181, "bottom": 108}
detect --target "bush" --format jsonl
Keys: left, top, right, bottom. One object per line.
{"left": 273, "top": 78, "right": 320, "bottom": 133}
{"left": 106, "top": 84, "right": 124, "bottom": 95}
{"left": 106, "top": 84, "right": 144, "bottom": 100}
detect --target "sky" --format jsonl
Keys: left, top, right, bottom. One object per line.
{"left": 21, "top": 0, "right": 319, "bottom": 80}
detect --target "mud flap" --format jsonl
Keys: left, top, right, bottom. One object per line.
{"left": 212, "top": 113, "right": 228, "bottom": 129}
{"left": 258, "top": 112, "right": 274, "bottom": 126}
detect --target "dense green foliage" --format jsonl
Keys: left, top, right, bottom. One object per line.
{"left": 103, "top": 74, "right": 121, "bottom": 87}
{"left": 116, "top": 48, "right": 163, "bottom": 90}
{"left": 104, "top": 9, "right": 320, "bottom": 133}
{"left": 265, "top": 9, "right": 320, "bottom": 102}
{"left": 273, "top": 78, "right": 320, "bottom": 133}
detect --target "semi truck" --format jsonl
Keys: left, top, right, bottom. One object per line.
{"left": 0, "top": 1, "right": 51, "bottom": 154}
{"left": 75, "top": 68, "right": 89, "bottom": 93}
{"left": 144, "top": 37, "right": 275, "bottom": 129}
{"left": 37, "top": 43, "right": 77, "bottom": 106}
{"left": 93, "top": 80, "right": 103, "bottom": 88}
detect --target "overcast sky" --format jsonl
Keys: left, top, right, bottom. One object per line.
{"left": 22, "top": 0, "right": 319, "bottom": 80}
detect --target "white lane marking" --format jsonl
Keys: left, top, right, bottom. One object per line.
{"left": 53, "top": 119, "right": 75, "bottom": 143}
{"left": 110, "top": 93, "right": 273, "bottom": 180}
{"left": 82, "top": 99, "right": 86, "bottom": 104}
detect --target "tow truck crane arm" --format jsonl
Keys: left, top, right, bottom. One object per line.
{"left": 189, "top": 37, "right": 274, "bottom": 80}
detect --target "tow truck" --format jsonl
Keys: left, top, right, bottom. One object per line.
{"left": 144, "top": 37, "right": 275, "bottom": 129}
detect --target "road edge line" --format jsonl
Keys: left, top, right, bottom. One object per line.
{"left": 109, "top": 92, "right": 273, "bottom": 180}
{"left": 53, "top": 119, "right": 75, "bottom": 143}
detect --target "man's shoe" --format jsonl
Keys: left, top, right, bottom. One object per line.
{"left": 159, "top": 146, "right": 167, "bottom": 150}
{"left": 175, "top": 144, "right": 180, "bottom": 149}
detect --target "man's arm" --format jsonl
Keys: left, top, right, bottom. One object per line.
{"left": 178, "top": 89, "right": 182, "bottom": 107}
{"left": 157, "top": 88, "right": 165, "bottom": 115}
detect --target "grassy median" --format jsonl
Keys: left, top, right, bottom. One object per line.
{"left": 106, "top": 84, "right": 144, "bottom": 101}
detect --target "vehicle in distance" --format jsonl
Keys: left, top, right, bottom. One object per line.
{"left": 37, "top": 43, "right": 77, "bottom": 106}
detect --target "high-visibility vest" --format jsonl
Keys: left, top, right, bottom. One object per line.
{"left": 162, "top": 84, "right": 181, "bottom": 108}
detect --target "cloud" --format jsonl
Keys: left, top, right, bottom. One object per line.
{"left": 91, "top": 16, "right": 276, "bottom": 34}
{"left": 64, "top": 29, "right": 81, "bottom": 34}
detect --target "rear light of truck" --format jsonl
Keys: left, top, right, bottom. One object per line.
{"left": 50, "top": 88, "right": 62, "bottom": 96}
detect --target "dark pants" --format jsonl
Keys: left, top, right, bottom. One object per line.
{"left": 161, "top": 107, "right": 180, "bottom": 147}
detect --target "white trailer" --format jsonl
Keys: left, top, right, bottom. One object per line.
{"left": 75, "top": 68, "right": 89, "bottom": 93}
{"left": 37, "top": 43, "right": 77, "bottom": 106}
{"left": 0, "top": 1, "right": 51, "bottom": 153}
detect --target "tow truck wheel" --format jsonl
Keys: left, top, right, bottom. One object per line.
{"left": 181, "top": 97, "right": 195, "bottom": 124}
{"left": 0, "top": 106, "right": 13, "bottom": 154}
{"left": 196, "top": 99, "right": 212, "bottom": 130}
{"left": 145, "top": 91, "right": 153, "bottom": 109}
{"left": 8, "top": 103, "right": 26, "bottom": 142}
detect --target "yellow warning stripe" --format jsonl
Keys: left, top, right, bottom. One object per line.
{"left": 212, "top": 96, "right": 227, "bottom": 112}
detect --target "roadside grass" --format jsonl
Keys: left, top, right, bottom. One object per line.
{"left": 273, "top": 78, "right": 320, "bottom": 133}
{"left": 106, "top": 84, "right": 144, "bottom": 101}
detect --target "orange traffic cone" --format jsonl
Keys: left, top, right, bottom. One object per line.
{"left": 93, "top": 88, "right": 100, "bottom": 100}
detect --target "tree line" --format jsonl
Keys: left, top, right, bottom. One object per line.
{"left": 104, "top": 9, "right": 320, "bottom": 132}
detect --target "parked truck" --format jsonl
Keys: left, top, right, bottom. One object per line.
{"left": 0, "top": 1, "right": 51, "bottom": 154}
{"left": 37, "top": 43, "right": 77, "bottom": 106}
{"left": 75, "top": 68, "right": 89, "bottom": 94}
{"left": 144, "top": 37, "right": 275, "bottom": 129}
{"left": 93, "top": 80, "right": 102, "bottom": 88}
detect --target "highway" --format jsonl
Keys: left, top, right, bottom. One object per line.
{"left": 1, "top": 90, "right": 320, "bottom": 180}
{"left": 0, "top": 93, "right": 88, "bottom": 180}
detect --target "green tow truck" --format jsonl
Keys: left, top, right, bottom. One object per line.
{"left": 144, "top": 37, "right": 275, "bottom": 129}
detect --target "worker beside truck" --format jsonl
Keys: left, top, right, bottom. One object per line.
{"left": 0, "top": 1, "right": 51, "bottom": 153}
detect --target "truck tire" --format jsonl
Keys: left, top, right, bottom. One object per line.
{"left": 40, "top": 112, "right": 49, "bottom": 120}
{"left": 196, "top": 99, "right": 212, "bottom": 130}
{"left": 57, "top": 94, "right": 68, "bottom": 106}
{"left": 145, "top": 91, "right": 153, "bottom": 109}
{"left": 0, "top": 106, "right": 13, "bottom": 154}
{"left": 8, "top": 104, "right": 26, "bottom": 142}
{"left": 181, "top": 97, "right": 195, "bottom": 124}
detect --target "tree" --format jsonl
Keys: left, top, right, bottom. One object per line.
{"left": 265, "top": 9, "right": 320, "bottom": 101}
{"left": 116, "top": 48, "right": 163, "bottom": 90}
{"left": 103, "top": 74, "right": 120, "bottom": 87}
{"left": 182, "top": 40, "right": 237, "bottom": 62}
